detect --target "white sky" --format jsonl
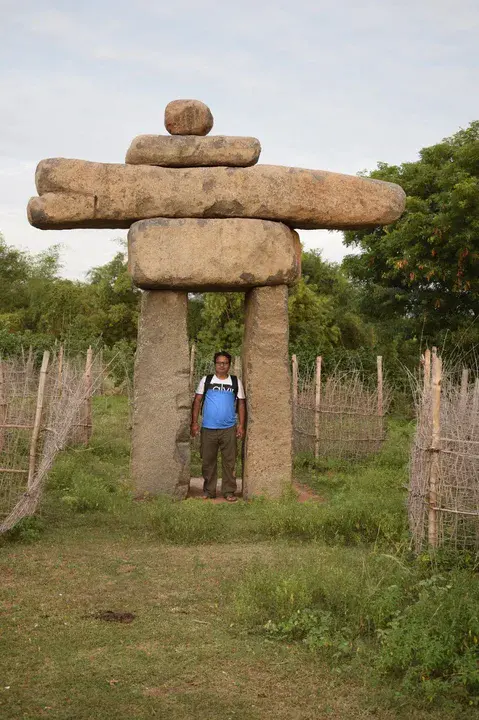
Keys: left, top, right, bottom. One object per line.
{"left": 1, "top": 0, "right": 478, "bottom": 279}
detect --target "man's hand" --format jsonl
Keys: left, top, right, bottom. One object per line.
{"left": 236, "top": 424, "right": 245, "bottom": 439}
{"left": 191, "top": 422, "right": 200, "bottom": 438}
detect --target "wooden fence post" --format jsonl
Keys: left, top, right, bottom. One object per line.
{"left": 314, "top": 356, "right": 322, "bottom": 459}
{"left": 189, "top": 343, "right": 196, "bottom": 394}
{"left": 25, "top": 346, "right": 34, "bottom": 393}
{"left": 82, "top": 345, "right": 93, "bottom": 445}
{"left": 98, "top": 348, "right": 105, "bottom": 395}
{"left": 423, "top": 348, "right": 431, "bottom": 394}
{"left": 377, "top": 356, "right": 383, "bottom": 417}
{"left": 0, "top": 361, "right": 6, "bottom": 454}
{"left": 27, "top": 351, "right": 50, "bottom": 489}
{"left": 428, "top": 351, "right": 442, "bottom": 548}
{"left": 57, "top": 344, "right": 64, "bottom": 396}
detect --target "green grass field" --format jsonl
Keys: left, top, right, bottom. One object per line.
{"left": 0, "top": 396, "right": 477, "bottom": 719}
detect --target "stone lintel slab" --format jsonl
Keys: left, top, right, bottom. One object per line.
{"left": 28, "top": 158, "right": 406, "bottom": 231}
{"left": 128, "top": 218, "right": 301, "bottom": 291}
{"left": 131, "top": 291, "right": 190, "bottom": 498}
{"left": 242, "top": 285, "right": 293, "bottom": 499}
{"left": 126, "top": 135, "right": 261, "bottom": 167}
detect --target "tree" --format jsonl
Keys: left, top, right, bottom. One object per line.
{"left": 343, "top": 122, "right": 479, "bottom": 345}
{"left": 197, "top": 293, "right": 244, "bottom": 357}
{"left": 288, "top": 278, "right": 340, "bottom": 363}
{"left": 301, "top": 249, "right": 373, "bottom": 350}
{"left": 86, "top": 251, "right": 140, "bottom": 346}
{"left": 0, "top": 234, "right": 30, "bottom": 321}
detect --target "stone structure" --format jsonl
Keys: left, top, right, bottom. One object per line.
{"left": 27, "top": 99, "right": 406, "bottom": 499}
{"left": 28, "top": 160, "right": 404, "bottom": 230}
{"left": 164, "top": 99, "right": 214, "bottom": 136}
{"left": 125, "top": 135, "right": 261, "bottom": 167}
{"left": 132, "top": 292, "right": 190, "bottom": 497}
{"left": 128, "top": 218, "right": 301, "bottom": 291}
{"left": 242, "top": 286, "right": 292, "bottom": 499}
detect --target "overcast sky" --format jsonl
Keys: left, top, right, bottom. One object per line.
{"left": 1, "top": 0, "right": 478, "bottom": 279}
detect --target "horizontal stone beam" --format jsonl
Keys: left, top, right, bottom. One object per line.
{"left": 28, "top": 158, "right": 406, "bottom": 231}
{"left": 128, "top": 218, "right": 301, "bottom": 290}
{"left": 126, "top": 135, "right": 261, "bottom": 167}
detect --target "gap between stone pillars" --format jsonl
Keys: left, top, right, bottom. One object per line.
{"left": 131, "top": 290, "right": 190, "bottom": 498}
{"left": 241, "top": 285, "right": 293, "bottom": 499}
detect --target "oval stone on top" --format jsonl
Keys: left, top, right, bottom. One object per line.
{"left": 164, "top": 99, "right": 214, "bottom": 136}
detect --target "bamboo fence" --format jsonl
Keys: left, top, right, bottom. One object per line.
{"left": 0, "top": 347, "right": 103, "bottom": 533}
{"left": 292, "top": 355, "right": 389, "bottom": 459}
{"left": 409, "top": 350, "right": 479, "bottom": 551}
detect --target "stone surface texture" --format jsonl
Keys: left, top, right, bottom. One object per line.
{"left": 131, "top": 291, "right": 190, "bottom": 498}
{"left": 164, "top": 99, "right": 213, "bottom": 136}
{"left": 29, "top": 159, "right": 406, "bottom": 231}
{"left": 125, "top": 134, "right": 261, "bottom": 167}
{"left": 128, "top": 218, "right": 301, "bottom": 290}
{"left": 241, "top": 285, "right": 293, "bottom": 498}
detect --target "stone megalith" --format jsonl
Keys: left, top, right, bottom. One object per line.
{"left": 27, "top": 99, "right": 406, "bottom": 499}
{"left": 28, "top": 160, "right": 405, "bottom": 231}
{"left": 131, "top": 291, "right": 190, "bottom": 498}
{"left": 128, "top": 218, "right": 301, "bottom": 291}
{"left": 242, "top": 286, "right": 292, "bottom": 498}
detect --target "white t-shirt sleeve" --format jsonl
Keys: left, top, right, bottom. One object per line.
{"left": 196, "top": 376, "right": 206, "bottom": 395}
{"left": 237, "top": 378, "right": 246, "bottom": 399}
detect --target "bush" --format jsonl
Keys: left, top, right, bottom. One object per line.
{"left": 376, "top": 573, "right": 479, "bottom": 704}
{"left": 59, "top": 471, "right": 114, "bottom": 513}
{"left": 232, "top": 553, "right": 479, "bottom": 706}
{"left": 0, "top": 515, "right": 46, "bottom": 544}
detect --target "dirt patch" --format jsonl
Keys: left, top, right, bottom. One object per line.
{"left": 292, "top": 481, "right": 324, "bottom": 503}
{"left": 188, "top": 477, "right": 323, "bottom": 503}
{"left": 92, "top": 610, "right": 136, "bottom": 623}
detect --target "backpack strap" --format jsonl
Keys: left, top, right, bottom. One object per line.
{"left": 231, "top": 374, "right": 239, "bottom": 401}
{"left": 201, "top": 374, "right": 214, "bottom": 409}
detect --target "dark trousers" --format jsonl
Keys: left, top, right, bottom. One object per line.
{"left": 200, "top": 426, "right": 237, "bottom": 497}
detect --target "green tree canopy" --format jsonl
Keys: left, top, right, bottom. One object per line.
{"left": 343, "top": 122, "right": 479, "bottom": 344}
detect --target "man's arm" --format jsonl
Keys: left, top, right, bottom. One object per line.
{"left": 236, "top": 399, "right": 246, "bottom": 439}
{"left": 191, "top": 394, "right": 202, "bottom": 437}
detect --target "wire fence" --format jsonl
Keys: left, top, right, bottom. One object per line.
{"left": 0, "top": 347, "right": 105, "bottom": 533}
{"left": 409, "top": 349, "right": 479, "bottom": 551}
{"left": 292, "top": 355, "right": 389, "bottom": 460}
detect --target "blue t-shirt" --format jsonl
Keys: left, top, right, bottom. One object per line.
{"left": 197, "top": 375, "right": 245, "bottom": 430}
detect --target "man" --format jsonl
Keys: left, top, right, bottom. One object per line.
{"left": 191, "top": 352, "right": 246, "bottom": 502}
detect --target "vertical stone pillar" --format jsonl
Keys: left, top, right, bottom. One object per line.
{"left": 242, "top": 285, "right": 293, "bottom": 498}
{"left": 131, "top": 291, "right": 190, "bottom": 498}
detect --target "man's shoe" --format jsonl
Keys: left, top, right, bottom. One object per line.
{"left": 202, "top": 493, "right": 216, "bottom": 500}
{"left": 224, "top": 494, "right": 237, "bottom": 503}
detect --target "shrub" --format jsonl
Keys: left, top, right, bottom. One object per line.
{"left": 376, "top": 573, "right": 479, "bottom": 704}
{"left": 60, "top": 471, "right": 113, "bottom": 513}
{"left": 232, "top": 553, "right": 479, "bottom": 706}
{"left": 0, "top": 515, "right": 45, "bottom": 544}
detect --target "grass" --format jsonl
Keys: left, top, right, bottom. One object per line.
{"left": 0, "top": 396, "right": 477, "bottom": 719}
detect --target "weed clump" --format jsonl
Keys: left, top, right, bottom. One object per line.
{"left": 233, "top": 552, "right": 479, "bottom": 706}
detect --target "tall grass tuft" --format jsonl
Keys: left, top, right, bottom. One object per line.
{"left": 233, "top": 550, "right": 479, "bottom": 705}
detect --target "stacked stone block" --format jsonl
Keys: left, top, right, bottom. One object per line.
{"left": 27, "top": 99, "right": 406, "bottom": 499}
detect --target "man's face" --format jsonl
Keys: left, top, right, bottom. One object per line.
{"left": 215, "top": 356, "right": 230, "bottom": 374}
